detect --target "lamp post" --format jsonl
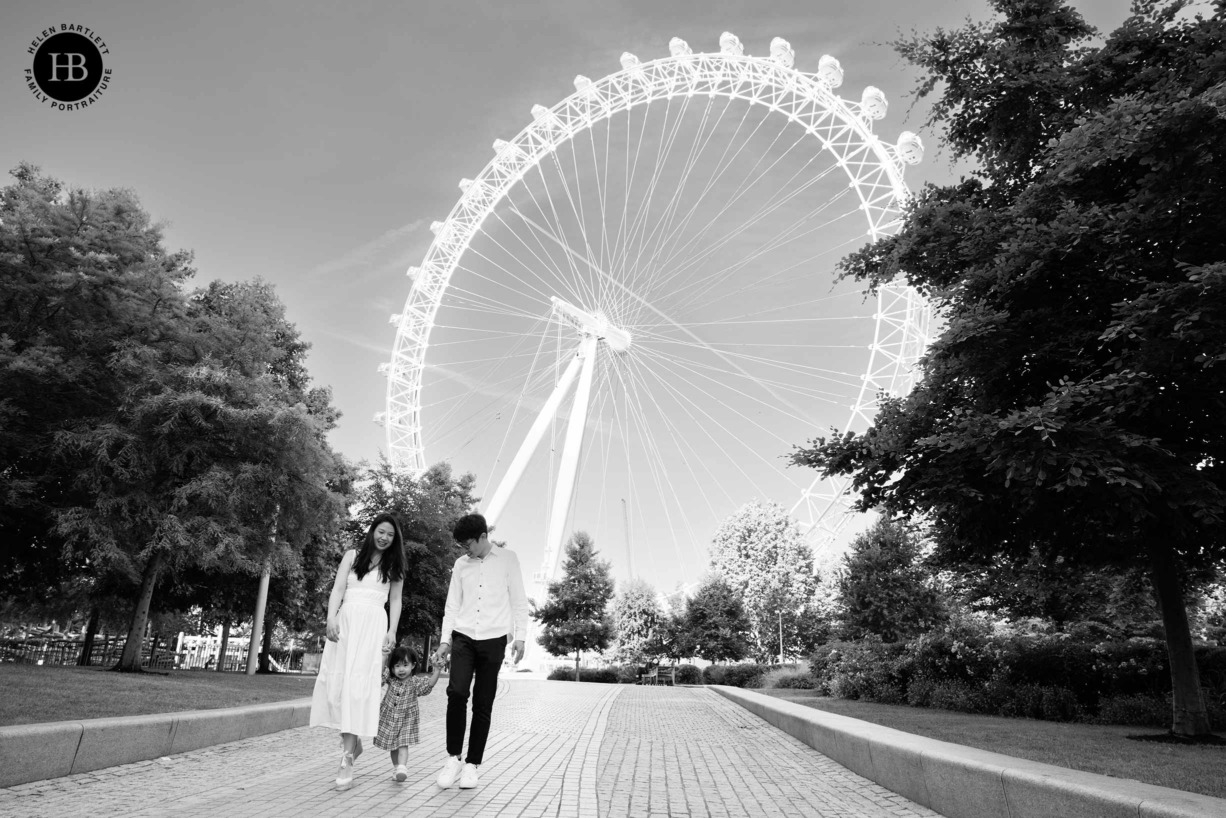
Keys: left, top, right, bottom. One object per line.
{"left": 778, "top": 610, "right": 784, "bottom": 665}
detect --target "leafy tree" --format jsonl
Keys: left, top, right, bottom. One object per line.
{"left": 683, "top": 576, "right": 751, "bottom": 663}
{"left": 609, "top": 577, "right": 662, "bottom": 664}
{"left": 709, "top": 500, "right": 820, "bottom": 661}
{"left": 349, "top": 459, "right": 480, "bottom": 642}
{"left": 8, "top": 177, "right": 348, "bottom": 670}
{"left": 791, "top": 1, "right": 1226, "bottom": 734}
{"left": 0, "top": 164, "right": 192, "bottom": 608}
{"left": 835, "top": 518, "right": 945, "bottom": 643}
{"left": 942, "top": 550, "right": 1163, "bottom": 639}
{"left": 533, "top": 531, "right": 614, "bottom": 680}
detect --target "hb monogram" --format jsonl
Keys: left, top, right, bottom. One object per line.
{"left": 48, "top": 53, "right": 89, "bottom": 82}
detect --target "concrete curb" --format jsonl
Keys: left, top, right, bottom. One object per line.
{"left": 713, "top": 686, "right": 1226, "bottom": 818}
{"left": 0, "top": 697, "right": 312, "bottom": 789}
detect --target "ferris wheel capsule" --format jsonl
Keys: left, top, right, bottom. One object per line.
{"left": 818, "top": 55, "right": 843, "bottom": 88}
{"left": 769, "top": 37, "right": 794, "bottom": 68}
{"left": 669, "top": 37, "right": 692, "bottom": 57}
{"left": 897, "top": 131, "right": 924, "bottom": 165}
{"left": 719, "top": 32, "right": 743, "bottom": 56}
{"left": 861, "top": 86, "right": 887, "bottom": 120}
{"left": 620, "top": 52, "right": 641, "bottom": 72}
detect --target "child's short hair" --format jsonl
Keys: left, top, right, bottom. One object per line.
{"left": 387, "top": 645, "right": 419, "bottom": 673}
{"left": 452, "top": 513, "right": 488, "bottom": 544}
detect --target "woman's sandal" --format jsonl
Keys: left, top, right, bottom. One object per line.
{"left": 335, "top": 752, "right": 355, "bottom": 791}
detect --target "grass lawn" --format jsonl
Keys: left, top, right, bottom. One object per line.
{"left": 0, "top": 664, "right": 317, "bottom": 727}
{"left": 759, "top": 689, "right": 1226, "bottom": 800}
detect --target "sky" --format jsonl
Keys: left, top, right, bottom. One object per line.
{"left": 3, "top": 0, "right": 1135, "bottom": 595}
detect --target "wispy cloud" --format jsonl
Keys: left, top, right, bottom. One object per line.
{"left": 308, "top": 219, "right": 427, "bottom": 280}
{"left": 314, "top": 326, "right": 392, "bottom": 356}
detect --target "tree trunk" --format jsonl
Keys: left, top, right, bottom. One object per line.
{"left": 77, "top": 606, "right": 101, "bottom": 666}
{"left": 259, "top": 615, "right": 274, "bottom": 673}
{"left": 574, "top": 648, "right": 580, "bottom": 682}
{"left": 217, "top": 620, "right": 231, "bottom": 671}
{"left": 115, "top": 552, "right": 163, "bottom": 672}
{"left": 1148, "top": 543, "right": 1211, "bottom": 736}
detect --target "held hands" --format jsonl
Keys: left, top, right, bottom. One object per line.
{"left": 432, "top": 642, "right": 452, "bottom": 665}
{"left": 511, "top": 639, "right": 525, "bottom": 664}
{"left": 325, "top": 618, "right": 340, "bottom": 642}
{"left": 382, "top": 632, "right": 396, "bottom": 654}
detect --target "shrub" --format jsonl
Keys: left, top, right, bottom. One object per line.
{"left": 926, "top": 680, "right": 992, "bottom": 714}
{"left": 1094, "top": 694, "right": 1170, "bottom": 727}
{"left": 616, "top": 664, "right": 641, "bottom": 684}
{"left": 773, "top": 671, "right": 818, "bottom": 689}
{"left": 547, "top": 667, "right": 619, "bottom": 683}
{"left": 813, "top": 640, "right": 910, "bottom": 703}
{"left": 675, "top": 664, "right": 701, "bottom": 685}
{"left": 905, "top": 618, "right": 1003, "bottom": 684}
{"left": 703, "top": 663, "right": 767, "bottom": 687}
{"left": 759, "top": 664, "right": 806, "bottom": 688}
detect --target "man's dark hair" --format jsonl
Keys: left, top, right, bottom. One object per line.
{"left": 452, "top": 513, "right": 488, "bottom": 544}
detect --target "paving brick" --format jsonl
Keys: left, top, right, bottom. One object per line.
{"left": 0, "top": 680, "right": 937, "bottom": 817}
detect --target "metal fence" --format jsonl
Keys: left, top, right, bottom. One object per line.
{"left": 0, "top": 636, "right": 315, "bottom": 673}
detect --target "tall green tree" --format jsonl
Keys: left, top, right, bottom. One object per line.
{"left": 683, "top": 576, "right": 751, "bottom": 663}
{"left": 2, "top": 167, "right": 352, "bottom": 666}
{"left": 709, "top": 500, "right": 819, "bottom": 661}
{"left": 944, "top": 550, "right": 1162, "bottom": 638}
{"left": 533, "top": 531, "right": 614, "bottom": 680}
{"left": 609, "top": 577, "right": 662, "bottom": 664}
{"left": 349, "top": 459, "right": 480, "bottom": 641}
{"left": 835, "top": 518, "right": 945, "bottom": 643}
{"left": 792, "top": 1, "right": 1226, "bottom": 734}
{"left": 0, "top": 164, "right": 192, "bottom": 608}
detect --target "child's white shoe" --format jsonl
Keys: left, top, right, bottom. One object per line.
{"left": 393, "top": 764, "right": 408, "bottom": 782}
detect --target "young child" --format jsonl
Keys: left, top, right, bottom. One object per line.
{"left": 374, "top": 645, "right": 441, "bottom": 781}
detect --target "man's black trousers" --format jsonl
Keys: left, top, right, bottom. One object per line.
{"left": 445, "top": 631, "right": 507, "bottom": 764}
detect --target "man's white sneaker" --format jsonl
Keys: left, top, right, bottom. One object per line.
{"left": 458, "top": 763, "right": 479, "bottom": 789}
{"left": 436, "top": 756, "right": 464, "bottom": 788}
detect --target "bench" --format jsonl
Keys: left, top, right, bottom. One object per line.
{"left": 638, "top": 663, "right": 676, "bottom": 686}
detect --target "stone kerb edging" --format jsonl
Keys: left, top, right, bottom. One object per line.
{"left": 0, "top": 697, "right": 312, "bottom": 789}
{"left": 712, "top": 686, "right": 1226, "bottom": 818}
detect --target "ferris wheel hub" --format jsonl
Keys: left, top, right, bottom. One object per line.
{"left": 550, "top": 296, "right": 632, "bottom": 353}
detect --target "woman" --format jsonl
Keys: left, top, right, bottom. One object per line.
{"left": 310, "top": 513, "right": 406, "bottom": 790}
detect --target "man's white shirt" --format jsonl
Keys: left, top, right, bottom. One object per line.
{"left": 440, "top": 546, "right": 529, "bottom": 644}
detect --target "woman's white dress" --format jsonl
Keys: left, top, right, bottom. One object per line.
{"left": 309, "top": 562, "right": 390, "bottom": 736}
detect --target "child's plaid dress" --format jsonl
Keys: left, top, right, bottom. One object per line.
{"left": 374, "top": 674, "right": 433, "bottom": 750}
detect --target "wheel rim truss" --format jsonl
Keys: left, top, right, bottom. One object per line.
{"left": 381, "top": 43, "right": 931, "bottom": 547}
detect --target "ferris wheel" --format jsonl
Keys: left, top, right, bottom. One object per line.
{"left": 378, "top": 33, "right": 931, "bottom": 595}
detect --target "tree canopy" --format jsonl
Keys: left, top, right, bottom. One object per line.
{"left": 0, "top": 165, "right": 349, "bottom": 670}
{"left": 791, "top": 0, "right": 1226, "bottom": 734}
{"left": 708, "top": 500, "right": 820, "bottom": 660}
{"left": 683, "top": 576, "right": 751, "bottom": 664}
{"left": 609, "top": 577, "right": 662, "bottom": 664}
{"left": 533, "top": 531, "right": 614, "bottom": 679}
{"left": 835, "top": 518, "right": 946, "bottom": 643}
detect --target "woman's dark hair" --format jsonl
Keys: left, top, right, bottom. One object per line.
{"left": 352, "top": 513, "right": 406, "bottom": 584}
{"left": 387, "top": 645, "right": 419, "bottom": 673}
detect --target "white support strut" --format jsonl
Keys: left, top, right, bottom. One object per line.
{"left": 541, "top": 334, "right": 598, "bottom": 585}
{"left": 483, "top": 349, "right": 586, "bottom": 526}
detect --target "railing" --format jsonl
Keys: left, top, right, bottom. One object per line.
{"left": 0, "top": 637, "right": 314, "bottom": 673}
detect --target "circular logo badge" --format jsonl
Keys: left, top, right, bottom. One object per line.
{"left": 32, "top": 32, "right": 104, "bottom": 102}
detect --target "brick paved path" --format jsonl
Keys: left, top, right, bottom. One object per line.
{"left": 0, "top": 680, "right": 939, "bottom": 817}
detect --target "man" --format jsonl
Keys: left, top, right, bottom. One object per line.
{"left": 432, "top": 513, "right": 528, "bottom": 789}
